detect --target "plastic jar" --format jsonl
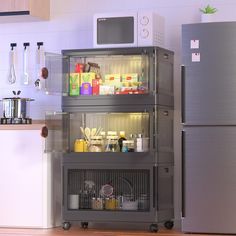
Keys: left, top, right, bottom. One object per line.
{"left": 74, "top": 139, "right": 85, "bottom": 152}
{"left": 122, "top": 140, "right": 135, "bottom": 152}
{"left": 105, "top": 135, "right": 118, "bottom": 152}
{"left": 88, "top": 136, "right": 103, "bottom": 152}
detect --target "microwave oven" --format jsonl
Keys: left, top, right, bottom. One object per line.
{"left": 93, "top": 10, "right": 165, "bottom": 48}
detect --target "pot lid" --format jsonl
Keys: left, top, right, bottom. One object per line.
{"left": 1, "top": 97, "right": 34, "bottom": 101}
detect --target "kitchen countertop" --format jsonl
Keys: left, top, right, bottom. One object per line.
{"left": 0, "top": 120, "right": 45, "bottom": 130}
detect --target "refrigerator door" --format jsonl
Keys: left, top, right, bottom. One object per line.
{"left": 182, "top": 22, "right": 236, "bottom": 125}
{"left": 182, "top": 126, "right": 236, "bottom": 234}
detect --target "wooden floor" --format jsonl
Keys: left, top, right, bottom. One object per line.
{"left": 0, "top": 227, "right": 217, "bottom": 236}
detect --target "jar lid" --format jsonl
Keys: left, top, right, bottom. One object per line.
{"left": 91, "top": 135, "right": 102, "bottom": 140}
{"left": 107, "top": 131, "right": 117, "bottom": 136}
{"left": 106, "top": 135, "right": 118, "bottom": 139}
{"left": 123, "top": 140, "right": 134, "bottom": 144}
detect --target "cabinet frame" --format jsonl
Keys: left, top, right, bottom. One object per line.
{"left": 44, "top": 46, "right": 174, "bottom": 231}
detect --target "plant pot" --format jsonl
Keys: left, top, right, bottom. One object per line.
{"left": 201, "top": 13, "right": 215, "bottom": 23}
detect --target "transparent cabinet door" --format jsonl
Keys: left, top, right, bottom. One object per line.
{"left": 44, "top": 52, "right": 69, "bottom": 95}
{"left": 67, "top": 52, "right": 149, "bottom": 96}
{"left": 68, "top": 111, "right": 152, "bottom": 154}
{"left": 44, "top": 111, "right": 69, "bottom": 153}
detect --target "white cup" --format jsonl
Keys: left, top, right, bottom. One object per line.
{"left": 68, "top": 194, "right": 79, "bottom": 209}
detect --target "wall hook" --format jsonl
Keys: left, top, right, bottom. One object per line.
{"left": 23, "top": 42, "right": 30, "bottom": 50}
{"left": 10, "top": 43, "right": 17, "bottom": 50}
{"left": 37, "top": 42, "right": 43, "bottom": 50}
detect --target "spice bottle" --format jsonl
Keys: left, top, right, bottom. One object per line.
{"left": 118, "top": 131, "right": 126, "bottom": 152}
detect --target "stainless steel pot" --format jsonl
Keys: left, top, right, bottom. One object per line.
{"left": 1, "top": 91, "right": 34, "bottom": 119}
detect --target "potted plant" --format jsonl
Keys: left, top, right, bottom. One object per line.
{"left": 200, "top": 4, "right": 218, "bottom": 22}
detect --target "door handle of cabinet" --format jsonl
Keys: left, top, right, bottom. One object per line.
{"left": 181, "top": 65, "right": 186, "bottom": 123}
{"left": 152, "top": 108, "right": 157, "bottom": 150}
{"left": 40, "top": 126, "right": 48, "bottom": 138}
{"left": 41, "top": 67, "right": 48, "bottom": 79}
{"left": 181, "top": 130, "right": 186, "bottom": 217}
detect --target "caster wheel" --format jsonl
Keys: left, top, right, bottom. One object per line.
{"left": 81, "top": 222, "right": 88, "bottom": 229}
{"left": 149, "top": 223, "right": 158, "bottom": 233}
{"left": 164, "top": 221, "right": 174, "bottom": 229}
{"left": 62, "top": 222, "right": 71, "bottom": 230}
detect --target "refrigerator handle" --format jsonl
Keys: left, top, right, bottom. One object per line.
{"left": 181, "top": 130, "right": 186, "bottom": 217}
{"left": 181, "top": 65, "right": 186, "bottom": 123}
{"left": 153, "top": 166, "right": 158, "bottom": 209}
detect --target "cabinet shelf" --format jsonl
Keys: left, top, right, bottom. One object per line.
{"left": 63, "top": 152, "right": 154, "bottom": 165}
{"left": 62, "top": 94, "right": 173, "bottom": 108}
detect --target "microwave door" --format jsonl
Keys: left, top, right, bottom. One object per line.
{"left": 94, "top": 15, "right": 138, "bottom": 48}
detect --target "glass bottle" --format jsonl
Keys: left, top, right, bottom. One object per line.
{"left": 118, "top": 131, "right": 126, "bottom": 152}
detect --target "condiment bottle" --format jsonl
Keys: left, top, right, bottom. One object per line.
{"left": 118, "top": 131, "right": 126, "bottom": 152}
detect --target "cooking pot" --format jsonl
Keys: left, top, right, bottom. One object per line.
{"left": 1, "top": 91, "right": 34, "bottom": 119}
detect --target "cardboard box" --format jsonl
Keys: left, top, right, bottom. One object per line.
{"left": 105, "top": 74, "right": 121, "bottom": 89}
{"left": 99, "top": 85, "right": 115, "bottom": 95}
{"left": 92, "top": 78, "right": 101, "bottom": 95}
{"left": 69, "top": 73, "right": 80, "bottom": 96}
{"left": 81, "top": 82, "right": 92, "bottom": 95}
{"left": 80, "top": 72, "right": 96, "bottom": 86}
{"left": 121, "top": 73, "right": 138, "bottom": 83}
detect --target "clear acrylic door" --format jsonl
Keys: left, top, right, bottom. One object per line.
{"left": 67, "top": 111, "right": 152, "bottom": 153}
{"left": 44, "top": 52, "right": 69, "bottom": 96}
{"left": 44, "top": 111, "right": 69, "bottom": 153}
{"left": 66, "top": 49, "right": 150, "bottom": 96}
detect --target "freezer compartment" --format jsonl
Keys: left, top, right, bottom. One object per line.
{"left": 182, "top": 126, "right": 236, "bottom": 234}
{"left": 182, "top": 22, "right": 236, "bottom": 125}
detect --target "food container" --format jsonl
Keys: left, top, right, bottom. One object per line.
{"left": 138, "top": 194, "right": 149, "bottom": 210}
{"left": 122, "top": 140, "right": 135, "bottom": 152}
{"left": 122, "top": 200, "right": 138, "bottom": 210}
{"left": 105, "top": 135, "right": 118, "bottom": 152}
{"left": 74, "top": 139, "right": 86, "bottom": 152}
{"left": 136, "top": 135, "right": 149, "bottom": 152}
{"left": 88, "top": 136, "right": 103, "bottom": 152}
{"left": 91, "top": 197, "right": 103, "bottom": 210}
{"left": 105, "top": 197, "right": 118, "bottom": 210}
{"left": 1, "top": 93, "right": 34, "bottom": 119}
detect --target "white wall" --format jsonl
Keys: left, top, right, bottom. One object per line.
{"left": 1, "top": 0, "right": 236, "bottom": 229}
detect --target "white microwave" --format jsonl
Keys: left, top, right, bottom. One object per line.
{"left": 93, "top": 10, "right": 165, "bottom": 48}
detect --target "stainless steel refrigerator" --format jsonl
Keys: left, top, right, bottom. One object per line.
{"left": 182, "top": 22, "right": 236, "bottom": 234}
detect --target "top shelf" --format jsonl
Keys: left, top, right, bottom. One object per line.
{"left": 44, "top": 47, "right": 174, "bottom": 107}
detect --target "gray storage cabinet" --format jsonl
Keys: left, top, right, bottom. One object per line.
{"left": 45, "top": 47, "right": 174, "bottom": 232}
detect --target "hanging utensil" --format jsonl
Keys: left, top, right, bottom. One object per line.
{"left": 80, "top": 126, "right": 88, "bottom": 142}
{"left": 95, "top": 126, "right": 103, "bottom": 136}
{"left": 35, "top": 42, "right": 44, "bottom": 90}
{"left": 8, "top": 43, "right": 17, "bottom": 84}
{"left": 84, "top": 127, "right": 91, "bottom": 141}
{"left": 22, "top": 42, "right": 30, "bottom": 85}
{"left": 91, "top": 128, "right": 97, "bottom": 137}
